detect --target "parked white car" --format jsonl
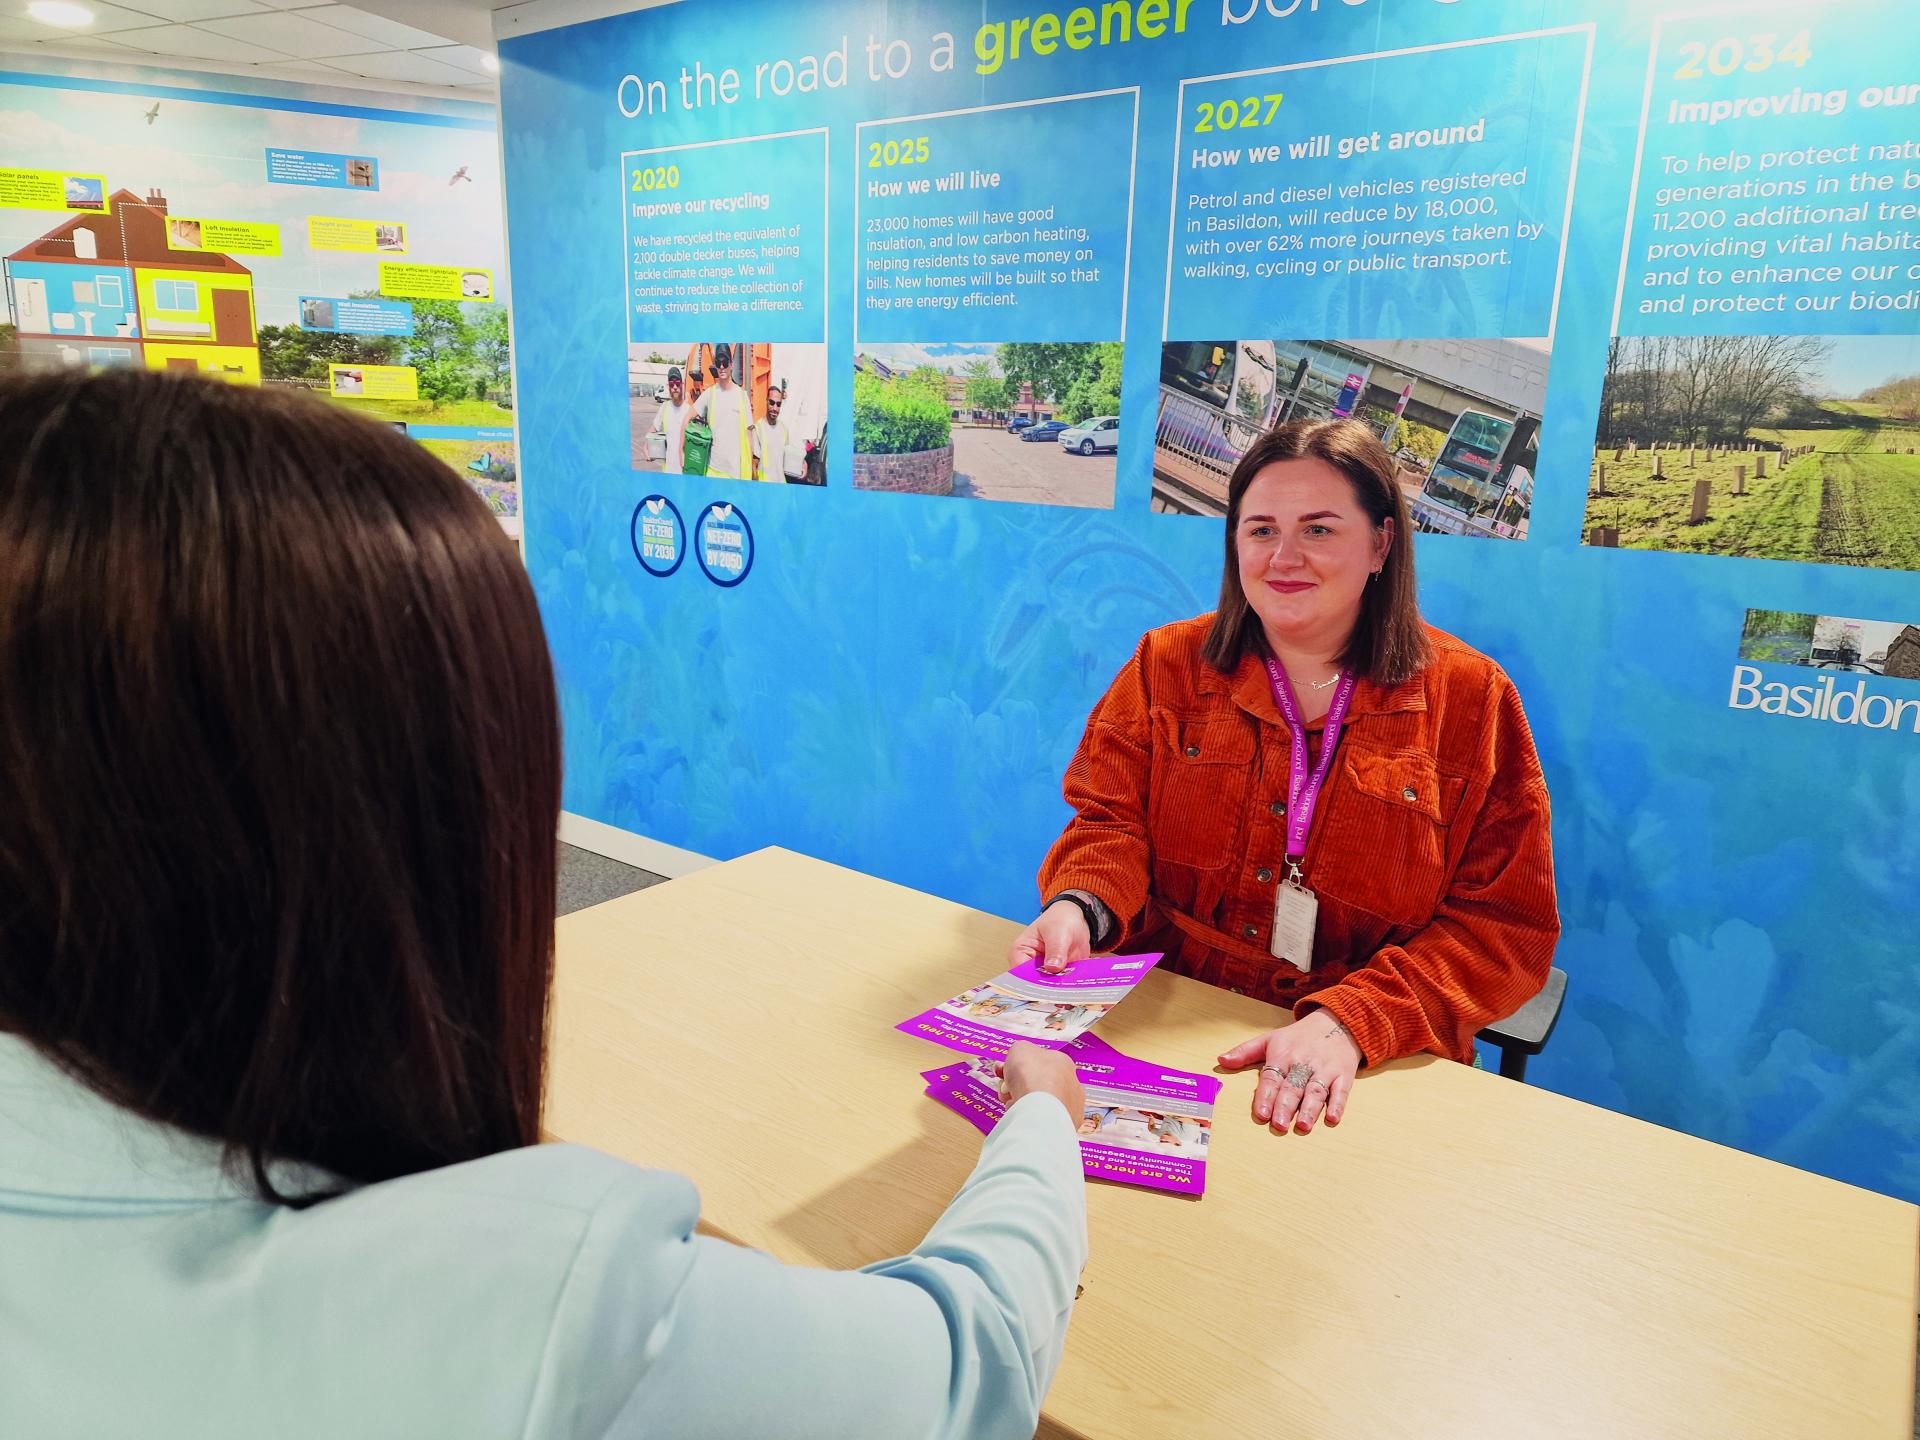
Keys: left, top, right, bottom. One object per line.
{"left": 1059, "top": 415, "right": 1119, "bottom": 455}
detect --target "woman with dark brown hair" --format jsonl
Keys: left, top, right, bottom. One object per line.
{"left": 1010, "top": 418, "right": 1559, "bottom": 1136}
{"left": 0, "top": 369, "right": 1088, "bottom": 1439}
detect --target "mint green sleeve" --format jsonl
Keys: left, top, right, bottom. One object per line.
{"left": 539, "top": 1093, "right": 1087, "bottom": 1440}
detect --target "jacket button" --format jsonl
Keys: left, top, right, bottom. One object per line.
{"left": 1269, "top": 800, "right": 1286, "bottom": 816}
{"left": 1185, "top": 745, "right": 1201, "bottom": 758}
{"left": 1242, "top": 924, "right": 1258, "bottom": 940}
{"left": 1402, "top": 786, "right": 1418, "bottom": 802}
{"left": 1255, "top": 867, "right": 1273, "bottom": 884}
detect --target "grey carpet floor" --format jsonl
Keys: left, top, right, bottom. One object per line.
{"left": 557, "top": 842, "right": 664, "bottom": 916}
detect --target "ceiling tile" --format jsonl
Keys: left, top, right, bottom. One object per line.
{"left": 412, "top": 42, "right": 494, "bottom": 77}
{"left": 319, "top": 47, "right": 475, "bottom": 85}
{"left": 103, "top": 22, "right": 291, "bottom": 59}
{"left": 0, "top": 16, "right": 53, "bottom": 40}
{"left": 288, "top": 4, "right": 450, "bottom": 50}
{"left": 108, "top": 0, "right": 275, "bottom": 20}
{"left": 19, "top": 33, "right": 146, "bottom": 54}
{"left": 251, "top": 56, "right": 361, "bottom": 82}
{"left": 193, "top": 9, "right": 381, "bottom": 56}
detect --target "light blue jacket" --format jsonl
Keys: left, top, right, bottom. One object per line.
{"left": 0, "top": 1034, "right": 1087, "bottom": 1438}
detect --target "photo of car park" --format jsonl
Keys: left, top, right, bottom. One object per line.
{"left": 849, "top": 342, "right": 1121, "bottom": 509}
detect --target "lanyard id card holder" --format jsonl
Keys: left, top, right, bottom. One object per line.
{"left": 1271, "top": 863, "right": 1319, "bottom": 972}
{"left": 1261, "top": 656, "right": 1358, "bottom": 974}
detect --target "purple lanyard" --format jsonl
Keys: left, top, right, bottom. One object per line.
{"left": 1262, "top": 654, "right": 1358, "bottom": 871}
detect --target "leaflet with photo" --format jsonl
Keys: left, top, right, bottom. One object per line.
{"left": 896, "top": 952, "right": 1162, "bottom": 1059}
{"left": 923, "top": 1032, "right": 1221, "bottom": 1197}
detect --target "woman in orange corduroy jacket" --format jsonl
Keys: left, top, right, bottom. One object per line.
{"left": 1012, "top": 418, "right": 1560, "bottom": 1138}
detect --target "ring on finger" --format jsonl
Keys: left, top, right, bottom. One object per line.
{"left": 1258, "top": 1065, "right": 1286, "bottom": 1080}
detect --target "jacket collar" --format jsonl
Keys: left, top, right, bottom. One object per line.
{"left": 1202, "top": 649, "right": 1429, "bottom": 728}
{"left": 0, "top": 1032, "right": 337, "bottom": 1204}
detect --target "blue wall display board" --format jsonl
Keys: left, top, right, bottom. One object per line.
{"left": 499, "top": 0, "right": 1920, "bottom": 1201}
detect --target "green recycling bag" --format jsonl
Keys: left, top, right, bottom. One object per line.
{"left": 681, "top": 417, "right": 713, "bottom": 477}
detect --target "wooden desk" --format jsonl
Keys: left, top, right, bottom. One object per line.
{"left": 545, "top": 848, "right": 1919, "bottom": 1439}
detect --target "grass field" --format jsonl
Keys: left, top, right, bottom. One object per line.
{"left": 1756, "top": 399, "right": 1920, "bottom": 457}
{"left": 1586, "top": 403, "right": 1920, "bottom": 571}
{"left": 328, "top": 395, "right": 515, "bottom": 426}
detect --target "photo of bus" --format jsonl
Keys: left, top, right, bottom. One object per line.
{"left": 1152, "top": 336, "right": 1549, "bottom": 541}
{"left": 1411, "top": 408, "right": 1540, "bottom": 539}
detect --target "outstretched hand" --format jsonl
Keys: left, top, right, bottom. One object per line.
{"left": 1006, "top": 899, "right": 1091, "bottom": 975}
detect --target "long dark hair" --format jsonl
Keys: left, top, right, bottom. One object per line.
{"left": 1200, "top": 417, "right": 1431, "bottom": 685}
{"left": 0, "top": 370, "right": 560, "bottom": 1204}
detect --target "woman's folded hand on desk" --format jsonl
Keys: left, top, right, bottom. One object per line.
{"left": 1219, "top": 1010, "right": 1365, "bottom": 1135}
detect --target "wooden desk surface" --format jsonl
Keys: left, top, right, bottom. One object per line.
{"left": 545, "top": 848, "right": 1919, "bottom": 1440}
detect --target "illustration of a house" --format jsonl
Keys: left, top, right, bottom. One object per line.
{"left": 3, "top": 187, "right": 259, "bottom": 381}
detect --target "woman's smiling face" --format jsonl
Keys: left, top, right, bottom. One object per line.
{"left": 1234, "top": 457, "right": 1391, "bottom": 652}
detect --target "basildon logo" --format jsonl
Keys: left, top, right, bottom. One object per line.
{"left": 1731, "top": 609, "right": 1920, "bottom": 733}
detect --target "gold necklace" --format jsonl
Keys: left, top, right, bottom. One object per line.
{"left": 1305, "top": 673, "right": 1342, "bottom": 691}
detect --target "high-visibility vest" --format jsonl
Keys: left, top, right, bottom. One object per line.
{"left": 753, "top": 418, "right": 790, "bottom": 480}
{"left": 701, "top": 385, "right": 751, "bottom": 480}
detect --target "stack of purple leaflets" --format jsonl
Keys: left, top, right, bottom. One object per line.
{"left": 897, "top": 953, "right": 1223, "bottom": 1196}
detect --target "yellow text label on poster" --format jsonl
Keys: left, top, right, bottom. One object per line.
{"left": 166, "top": 217, "right": 282, "bottom": 256}
{"left": 307, "top": 215, "right": 408, "bottom": 254}
{"left": 329, "top": 363, "right": 418, "bottom": 400}
{"left": 379, "top": 262, "right": 493, "bottom": 301}
{"left": 0, "top": 168, "right": 109, "bottom": 213}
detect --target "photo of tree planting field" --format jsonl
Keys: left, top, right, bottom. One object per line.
{"left": 1584, "top": 334, "right": 1920, "bottom": 572}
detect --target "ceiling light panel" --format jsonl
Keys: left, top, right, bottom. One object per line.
{"left": 26, "top": 1, "right": 98, "bottom": 27}
{"left": 23, "top": 1, "right": 175, "bottom": 34}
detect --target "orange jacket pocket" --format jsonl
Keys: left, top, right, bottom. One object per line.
{"left": 1312, "top": 748, "right": 1460, "bottom": 925}
{"left": 1147, "top": 712, "right": 1256, "bottom": 870}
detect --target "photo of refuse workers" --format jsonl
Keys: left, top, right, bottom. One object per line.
{"left": 629, "top": 340, "right": 827, "bottom": 484}
{"left": 1152, "top": 337, "right": 1546, "bottom": 539}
